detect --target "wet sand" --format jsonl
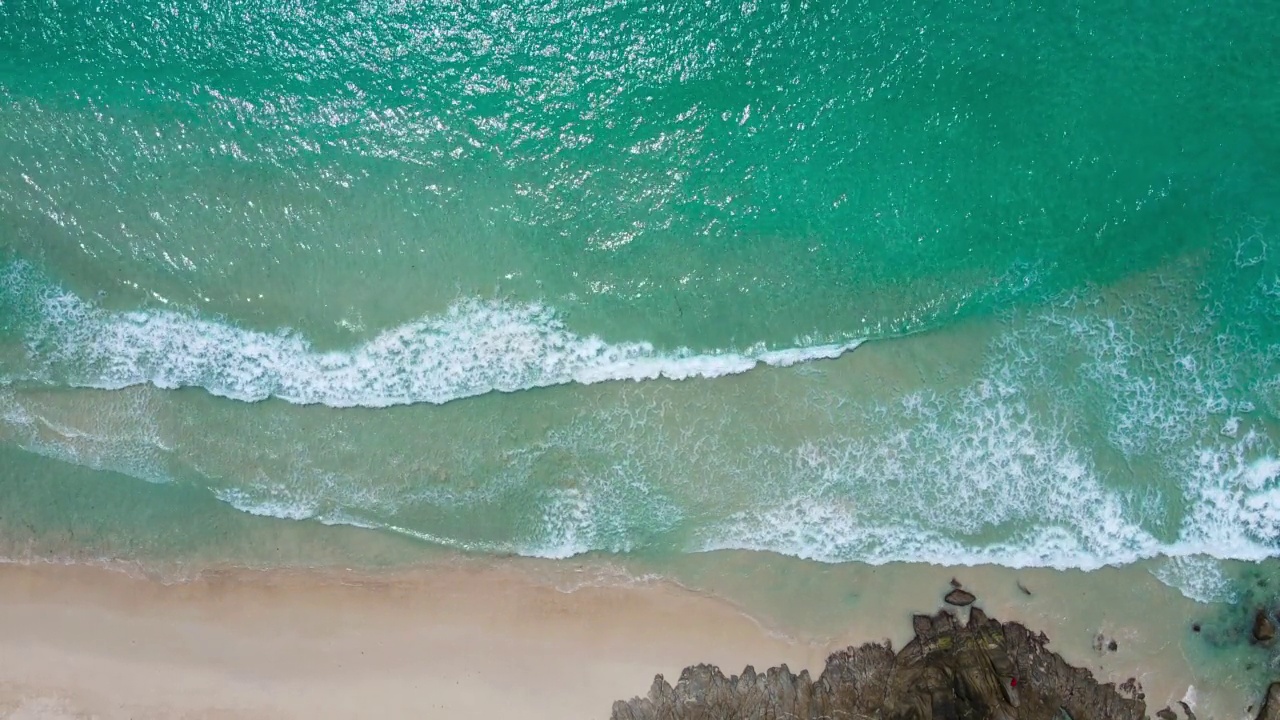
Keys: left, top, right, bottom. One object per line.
{"left": 0, "top": 556, "right": 1264, "bottom": 719}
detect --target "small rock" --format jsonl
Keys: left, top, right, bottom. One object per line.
{"left": 1192, "top": 623, "right": 1201, "bottom": 633}
{"left": 950, "top": 577, "right": 963, "bottom": 589}
{"left": 1253, "top": 609, "right": 1275, "bottom": 643}
{"left": 1107, "top": 640, "right": 1118, "bottom": 652}
{"left": 1017, "top": 580, "right": 1033, "bottom": 596}
{"left": 1156, "top": 708, "right": 1177, "bottom": 720}
{"left": 945, "top": 589, "right": 976, "bottom": 606}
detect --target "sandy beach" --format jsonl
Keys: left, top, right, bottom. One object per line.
{"left": 0, "top": 560, "right": 843, "bottom": 720}
{"left": 0, "top": 556, "right": 1262, "bottom": 720}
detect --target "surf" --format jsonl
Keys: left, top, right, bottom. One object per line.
{"left": 1, "top": 261, "right": 864, "bottom": 407}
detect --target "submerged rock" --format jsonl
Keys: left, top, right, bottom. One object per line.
{"left": 1255, "top": 609, "right": 1276, "bottom": 643}
{"left": 945, "top": 588, "right": 977, "bottom": 606}
{"left": 612, "top": 607, "right": 1146, "bottom": 720}
{"left": 1092, "top": 634, "right": 1120, "bottom": 654}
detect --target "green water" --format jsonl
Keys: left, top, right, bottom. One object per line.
{"left": 1, "top": 0, "right": 1279, "bottom": 602}
{"left": 4, "top": 0, "right": 1266, "bottom": 347}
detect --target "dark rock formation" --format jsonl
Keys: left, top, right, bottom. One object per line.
{"left": 1092, "top": 634, "right": 1119, "bottom": 654}
{"left": 612, "top": 607, "right": 1146, "bottom": 720}
{"left": 1256, "top": 609, "right": 1276, "bottom": 643}
{"left": 1258, "top": 682, "right": 1280, "bottom": 720}
{"left": 945, "top": 588, "right": 977, "bottom": 606}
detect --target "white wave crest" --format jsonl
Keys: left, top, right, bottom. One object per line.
{"left": 9, "top": 270, "right": 860, "bottom": 407}
{"left": 1149, "top": 556, "right": 1239, "bottom": 604}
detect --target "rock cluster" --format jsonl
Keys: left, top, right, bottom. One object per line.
{"left": 612, "top": 605, "right": 1146, "bottom": 720}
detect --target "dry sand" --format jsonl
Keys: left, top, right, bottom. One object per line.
{"left": 0, "top": 560, "right": 842, "bottom": 720}
{"left": 0, "top": 558, "right": 1258, "bottom": 719}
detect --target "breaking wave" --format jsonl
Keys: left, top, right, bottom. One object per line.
{"left": 2, "top": 262, "right": 861, "bottom": 407}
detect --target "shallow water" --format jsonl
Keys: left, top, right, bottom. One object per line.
{"left": 4, "top": 257, "right": 1279, "bottom": 569}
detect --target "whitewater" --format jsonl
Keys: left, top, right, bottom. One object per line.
{"left": 2, "top": 261, "right": 863, "bottom": 407}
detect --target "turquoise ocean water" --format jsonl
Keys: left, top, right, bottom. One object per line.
{"left": 1, "top": 0, "right": 1279, "bottom": 605}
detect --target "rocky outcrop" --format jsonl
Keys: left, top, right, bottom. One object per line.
{"left": 1257, "top": 682, "right": 1280, "bottom": 720}
{"left": 612, "top": 606, "right": 1147, "bottom": 720}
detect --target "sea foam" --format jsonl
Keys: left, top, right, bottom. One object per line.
{"left": 4, "top": 264, "right": 861, "bottom": 407}
{"left": 4, "top": 250, "right": 1280, "bottom": 584}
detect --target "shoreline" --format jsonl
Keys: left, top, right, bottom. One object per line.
{"left": 0, "top": 555, "right": 1267, "bottom": 719}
